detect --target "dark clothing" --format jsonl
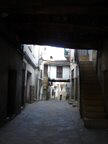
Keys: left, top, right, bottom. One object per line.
{"left": 60, "top": 95, "right": 62, "bottom": 100}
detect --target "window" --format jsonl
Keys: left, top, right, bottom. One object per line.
{"left": 56, "top": 66, "right": 63, "bottom": 78}
{"left": 28, "top": 46, "right": 32, "bottom": 53}
{"left": 40, "top": 70, "right": 42, "bottom": 78}
{"left": 44, "top": 65, "right": 48, "bottom": 76}
{"left": 71, "top": 70, "right": 74, "bottom": 78}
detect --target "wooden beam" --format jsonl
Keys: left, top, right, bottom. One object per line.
{"left": 49, "top": 79, "right": 70, "bottom": 82}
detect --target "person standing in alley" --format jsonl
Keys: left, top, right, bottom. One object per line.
{"left": 60, "top": 94, "right": 62, "bottom": 100}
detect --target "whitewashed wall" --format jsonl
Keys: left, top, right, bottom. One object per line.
{"left": 23, "top": 44, "right": 41, "bottom": 67}
{"left": 23, "top": 59, "right": 36, "bottom": 86}
{"left": 48, "top": 66, "right": 56, "bottom": 79}
{"left": 48, "top": 65, "right": 70, "bottom": 79}
{"left": 63, "top": 67, "right": 70, "bottom": 79}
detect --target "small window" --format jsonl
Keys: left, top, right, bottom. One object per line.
{"left": 56, "top": 66, "right": 63, "bottom": 78}
{"left": 40, "top": 70, "right": 42, "bottom": 78}
{"left": 44, "top": 65, "right": 48, "bottom": 76}
{"left": 28, "top": 46, "right": 32, "bottom": 53}
{"left": 71, "top": 70, "right": 74, "bottom": 78}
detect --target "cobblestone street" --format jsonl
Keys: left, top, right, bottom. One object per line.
{"left": 0, "top": 100, "right": 108, "bottom": 144}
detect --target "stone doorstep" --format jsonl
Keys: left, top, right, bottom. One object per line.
{"left": 68, "top": 100, "right": 78, "bottom": 107}
{"left": 68, "top": 99, "right": 74, "bottom": 105}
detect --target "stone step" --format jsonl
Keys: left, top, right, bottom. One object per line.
{"left": 84, "top": 118, "right": 108, "bottom": 128}
{"left": 80, "top": 68, "right": 96, "bottom": 72}
{"left": 79, "top": 61, "right": 107, "bottom": 128}
{"left": 81, "top": 82, "right": 100, "bottom": 86}
{"left": 81, "top": 92, "right": 102, "bottom": 96}
{"left": 80, "top": 67, "right": 95, "bottom": 70}
{"left": 81, "top": 77, "right": 97, "bottom": 80}
{"left": 81, "top": 88, "right": 101, "bottom": 93}
{"left": 84, "top": 106, "right": 105, "bottom": 112}
{"left": 82, "top": 95, "right": 102, "bottom": 99}
{"left": 81, "top": 82, "right": 101, "bottom": 85}
{"left": 80, "top": 64, "right": 93, "bottom": 67}
{"left": 80, "top": 66, "right": 95, "bottom": 69}
{"left": 81, "top": 84, "right": 101, "bottom": 89}
{"left": 84, "top": 112, "right": 105, "bottom": 119}
{"left": 83, "top": 100, "right": 104, "bottom": 106}
{"left": 80, "top": 61, "right": 93, "bottom": 63}
{"left": 81, "top": 90, "right": 102, "bottom": 94}
{"left": 81, "top": 85, "right": 101, "bottom": 88}
{"left": 80, "top": 70, "right": 95, "bottom": 74}
{"left": 80, "top": 64, "right": 94, "bottom": 67}
{"left": 81, "top": 75, "right": 96, "bottom": 78}
{"left": 81, "top": 74, "right": 97, "bottom": 77}
{"left": 81, "top": 80, "right": 100, "bottom": 84}
{"left": 80, "top": 66, "right": 95, "bottom": 70}
{"left": 83, "top": 96, "right": 103, "bottom": 100}
{"left": 81, "top": 75, "right": 98, "bottom": 78}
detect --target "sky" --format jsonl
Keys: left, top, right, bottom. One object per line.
{"left": 25, "top": 44, "right": 74, "bottom": 61}
{"left": 33, "top": 45, "right": 74, "bottom": 61}
{"left": 42, "top": 46, "right": 67, "bottom": 60}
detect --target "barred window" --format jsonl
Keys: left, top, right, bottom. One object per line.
{"left": 44, "top": 64, "right": 48, "bottom": 76}
{"left": 56, "top": 66, "right": 63, "bottom": 78}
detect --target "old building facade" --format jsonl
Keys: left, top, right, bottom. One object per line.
{"left": 23, "top": 45, "right": 39, "bottom": 104}
{"left": 43, "top": 60, "right": 70, "bottom": 100}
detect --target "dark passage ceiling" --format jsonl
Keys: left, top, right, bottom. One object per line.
{"left": 0, "top": 0, "right": 107, "bottom": 49}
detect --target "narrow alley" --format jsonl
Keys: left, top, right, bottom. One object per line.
{"left": 0, "top": 101, "right": 108, "bottom": 144}
{"left": 1, "top": 1, "right": 108, "bottom": 143}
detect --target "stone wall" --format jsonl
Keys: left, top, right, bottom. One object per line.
{"left": 23, "top": 59, "right": 38, "bottom": 103}
{"left": 0, "top": 37, "right": 9, "bottom": 125}
{"left": 97, "top": 41, "right": 108, "bottom": 114}
{"left": 0, "top": 36, "right": 23, "bottom": 125}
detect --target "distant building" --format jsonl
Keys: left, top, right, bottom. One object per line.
{"left": 23, "top": 45, "right": 41, "bottom": 103}
{"left": 43, "top": 60, "right": 70, "bottom": 100}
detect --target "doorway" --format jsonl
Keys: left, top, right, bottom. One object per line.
{"left": 7, "top": 69, "right": 17, "bottom": 117}
{"left": 26, "top": 71, "right": 32, "bottom": 103}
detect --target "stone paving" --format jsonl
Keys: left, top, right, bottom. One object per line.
{"left": 0, "top": 100, "right": 108, "bottom": 144}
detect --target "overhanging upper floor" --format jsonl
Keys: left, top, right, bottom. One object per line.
{"left": 0, "top": 0, "right": 108, "bottom": 49}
